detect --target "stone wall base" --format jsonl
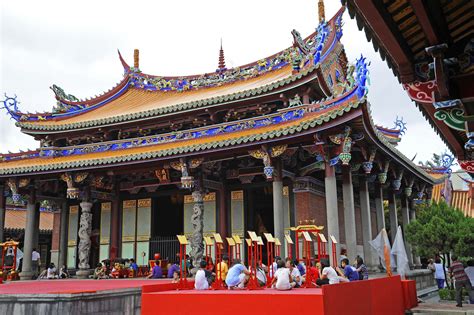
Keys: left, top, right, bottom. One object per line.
{"left": 0, "top": 287, "right": 141, "bottom": 315}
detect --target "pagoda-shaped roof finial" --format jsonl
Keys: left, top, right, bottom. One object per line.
{"left": 218, "top": 39, "right": 226, "bottom": 71}
{"left": 134, "top": 49, "right": 139, "bottom": 69}
{"left": 318, "top": 0, "right": 325, "bottom": 23}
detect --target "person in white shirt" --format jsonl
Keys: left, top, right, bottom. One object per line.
{"left": 316, "top": 258, "right": 339, "bottom": 286}
{"left": 272, "top": 260, "right": 295, "bottom": 290}
{"left": 47, "top": 263, "right": 57, "bottom": 279}
{"left": 31, "top": 248, "right": 41, "bottom": 279}
{"left": 434, "top": 258, "right": 446, "bottom": 289}
{"left": 286, "top": 259, "right": 302, "bottom": 287}
{"left": 195, "top": 260, "right": 209, "bottom": 290}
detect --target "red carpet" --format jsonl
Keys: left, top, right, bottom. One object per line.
{"left": 0, "top": 279, "right": 171, "bottom": 294}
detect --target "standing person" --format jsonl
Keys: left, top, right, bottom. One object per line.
{"left": 355, "top": 257, "right": 369, "bottom": 280}
{"left": 272, "top": 259, "right": 294, "bottom": 290}
{"left": 434, "top": 258, "right": 446, "bottom": 289}
{"left": 216, "top": 255, "right": 229, "bottom": 282}
{"left": 449, "top": 256, "right": 473, "bottom": 307}
{"left": 465, "top": 260, "right": 474, "bottom": 287}
{"left": 316, "top": 258, "right": 339, "bottom": 286}
{"left": 225, "top": 259, "right": 250, "bottom": 289}
{"left": 427, "top": 259, "right": 436, "bottom": 273}
{"left": 31, "top": 248, "right": 41, "bottom": 279}
{"left": 195, "top": 260, "right": 209, "bottom": 290}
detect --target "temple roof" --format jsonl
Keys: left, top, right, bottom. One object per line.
{"left": 4, "top": 8, "right": 345, "bottom": 133}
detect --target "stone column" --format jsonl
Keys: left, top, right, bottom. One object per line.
{"left": 19, "top": 190, "right": 37, "bottom": 280}
{"left": 58, "top": 201, "right": 69, "bottom": 268}
{"left": 190, "top": 187, "right": 204, "bottom": 267}
{"left": 273, "top": 159, "right": 285, "bottom": 248}
{"left": 0, "top": 185, "right": 5, "bottom": 243}
{"left": 359, "top": 176, "right": 374, "bottom": 267}
{"left": 401, "top": 195, "right": 414, "bottom": 267}
{"left": 110, "top": 186, "right": 120, "bottom": 260}
{"left": 325, "top": 163, "right": 339, "bottom": 265}
{"left": 374, "top": 183, "right": 385, "bottom": 234}
{"left": 76, "top": 201, "right": 93, "bottom": 279}
{"left": 218, "top": 187, "right": 228, "bottom": 237}
{"left": 388, "top": 191, "right": 398, "bottom": 242}
{"left": 32, "top": 202, "right": 41, "bottom": 250}
{"left": 409, "top": 202, "right": 421, "bottom": 268}
{"left": 342, "top": 166, "right": 357, "bottom": 260}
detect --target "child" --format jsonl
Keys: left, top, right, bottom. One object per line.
{"left": 59, "top": 265, "right": 70, "bottom": 279}
{"left": 272, "top": 259, "right": 294, "bottom": 290}
{"left": 195, "top": 260, "right": 209, "bottom": 290}
{"left": 336, "top": 258, "right": 359, "bottom": 282}
{"left": 172, "top": 271, "right": 180, "bottom": 283}
{"left": 216, "top": 255, "right": 229, "bottom": 282}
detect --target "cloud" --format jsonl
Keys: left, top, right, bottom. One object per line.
{"left": 0, "top": 0, "right": 447, "bottom": 163}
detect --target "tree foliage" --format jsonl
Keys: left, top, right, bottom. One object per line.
{"left": 406, "top": 201, "right": 474, "bottom": 258}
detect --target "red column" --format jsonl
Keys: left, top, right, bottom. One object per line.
{"left": 51, "top": 210, "right": 61, "bottom": 252}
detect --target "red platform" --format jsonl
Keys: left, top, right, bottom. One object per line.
{"left": 142, "top": 276, "right": 417, "bottom": 315}
{"left": 0, "top": 279, "right": 171, "bottom": 295}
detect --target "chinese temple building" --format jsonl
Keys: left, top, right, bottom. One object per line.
{"left": 342, "top": 0, "right": 474, "bottom": 174}
{"left": 0, "top": 5, "right": 441, "bottom": 279}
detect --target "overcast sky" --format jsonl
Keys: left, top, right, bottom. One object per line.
{"left": 0, "top": 0, "right": 448, "bottom": 164}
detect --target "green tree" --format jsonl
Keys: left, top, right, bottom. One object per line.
{"left": 405, "top": 201, "right": 474, "bottom": 289}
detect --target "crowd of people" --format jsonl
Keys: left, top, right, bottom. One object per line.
{"left": 190, "top": 252, "right": 370, "bottom": 291}
{"left": 427, "top": 256, "right": 474, "bottom": 307}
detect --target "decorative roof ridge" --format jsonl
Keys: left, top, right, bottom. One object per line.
{"left": 0, "top": 95, "right": 363, "bottom": 175}
{"left": 17, "top": 64, "right": 321, "bottom": 131}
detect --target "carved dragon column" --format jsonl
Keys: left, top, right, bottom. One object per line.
{"left": 170, "top": 158, "right": 204, "bottom": 269}
{"left": 190, "top": 183, "right": 205, "bottom": 269}
{"left": 76, "top": 200, "right": 93, "bottom": 278}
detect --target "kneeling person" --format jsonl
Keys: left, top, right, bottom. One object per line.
{"left": 225, "top": 259, "right": 250, "bottom": 289}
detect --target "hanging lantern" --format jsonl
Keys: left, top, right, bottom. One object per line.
{"left": 404, "top": 187, "right": 413, "bottom": 197}
{"left": 377, "top": 172, "right": 387, "bottom": 184}
{"left": 362, "top": 161, "right": 373, "bottom": 174}
{"left": 66, "top": 187, "right": 80, "bottom": 199}
{"left": 11, "top": 193, "right": 22, "bottom": 204}
{"left": 417, "top": 191, "right": 424, "bottom": 199}
{"left": 392, "top": 179, "right": 402, "bottom": 191}
{"left": 263, "top": 166, "right": 274, "bottom": 180}
{"left": 339, "top": 152, "right": 352, "bottom": 165}
{"left": 181, "top": 176, "right": 195, "bottom": 189}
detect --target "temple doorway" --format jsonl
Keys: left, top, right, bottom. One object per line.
{"left": 150, "top": 193, "right": 184, "bottom": 261}
{"left": 246, "top": 185, "right": 274, "bottom": 237}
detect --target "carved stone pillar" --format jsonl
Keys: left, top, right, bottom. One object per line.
{"left": 325, "top": 163, "right": 339, "bottom": 265}
{"left": 58, "top": 201, "right": 69, "bottom": 269}
{"left": 0, "top": 185, "right": 5, "bottom": 243}
{"left": 359, "top": 176, "right": 375, "bottom": 267}
{"left": 76, "top": 201, "right": 93, "bottom": 279}
{"left": 374, "top": 183, "right": 385, "bottom": 233}
{"left": 19, "top": 190, "right": 37, "bottom": 280}
{"left": 401, "top": 195, "right": 414, "bottom": 268}
{"left": 190, "top": 188, "right": 205, "bottom": 268}
{"left": 342, "top": 166, "right": 357, "bottom": 261}
{"left": 273, "top": 159, "right": 285, "bottom": 251}
{"left": 409, "top": 200, "right": 422, "bottom": 268}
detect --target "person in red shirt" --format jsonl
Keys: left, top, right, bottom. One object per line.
{"left": 303, "top": 261, "right": 320, "bottom": 285}
{"left": 206, "top": 257, "right": 215, "bottom": 273}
